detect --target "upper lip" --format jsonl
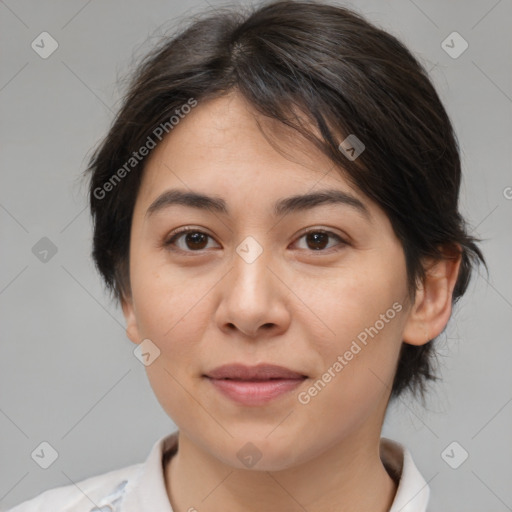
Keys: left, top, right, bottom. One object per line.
{"left": 205, "top": 363, "right": 307, "bottom": 380}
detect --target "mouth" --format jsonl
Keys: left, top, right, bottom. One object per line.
{"left": 203, "top": 363, "right": 308, "bottom": 406}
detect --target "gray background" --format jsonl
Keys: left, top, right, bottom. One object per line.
{"left": 1, "top": 0, "right": 511, "bottom": 510}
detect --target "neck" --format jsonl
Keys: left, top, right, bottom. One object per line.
{"left": 165, "top": 428, "right": 397, "bottom": 512}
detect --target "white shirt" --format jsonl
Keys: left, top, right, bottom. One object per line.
{"left": 5, "top": 432, "right": 431, "bottom": 511}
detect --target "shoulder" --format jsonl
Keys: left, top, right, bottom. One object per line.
{"left": 5, "top": 432, "right": 179, "bottom": 512}
{"left": 5, "top": 463, "right": 143, "bottom": 512}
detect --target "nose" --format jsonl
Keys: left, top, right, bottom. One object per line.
{"left": 215, "top": 245, "right": 291, "bottom": 339}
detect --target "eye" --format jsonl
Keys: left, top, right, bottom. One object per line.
{"left": 293, "top": 229, "right": 347, "bottom": 252}
{"left": 164, "top": 228, "right": 219, "bottom": 252}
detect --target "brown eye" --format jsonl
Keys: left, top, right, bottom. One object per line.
{"left": 305, "top": 232, "right": 329, "bottom": 250}
{"left": 183, "top": 232, "right": 208, "bottom": 250}
{"left": 165, "top": 229, "right": 218, "bottom": 252}
{"left": 295, "top": 230, "right": 346, "bottom": 252}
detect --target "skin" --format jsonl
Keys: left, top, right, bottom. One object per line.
{"left": 121, "top": 91, "right": 461, "bottom": 512}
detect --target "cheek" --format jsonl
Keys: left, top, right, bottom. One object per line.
{"left": 301, "top": 258, "right": 406, "bottom": 345}
{"left": 293, "top": 290, "right": 404, "bottom": 443}
{"left": 130, "top": 252, "right": 210, "bottom": 340}
{"left": 144, "top": 361, "right": 208, "bottom": 441}
{"left": 300, "top": 261, "right": 407, "bottom": 397}
{"left": 131, "top": 262, "right": 215, "bottom": 426}
{"left": 129, "top": 261, "right": 225, "bottom": 416}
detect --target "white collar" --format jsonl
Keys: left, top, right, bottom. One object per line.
{"left": 381, "top": 437, "right": 431, "bottom": 511}
{"left": 118, "top": 432, "right": 430, "bottom": 511}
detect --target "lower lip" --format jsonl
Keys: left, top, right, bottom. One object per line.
{"left": 206, "top": 377, "right": 306, "bottom": 406}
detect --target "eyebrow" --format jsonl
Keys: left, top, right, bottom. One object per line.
{"left": 145, "top": 188, "right": 370, "bottom": 220}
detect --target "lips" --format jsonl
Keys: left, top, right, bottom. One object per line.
{"left": 205, "top": 363, "right": 307, "bottom": 381}
{"left": 204, "top": 364, "right": 307, "bottom": 406}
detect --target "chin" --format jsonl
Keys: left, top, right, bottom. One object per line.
{"left": 210, "top": 432, "right": 309, "bottom": 472}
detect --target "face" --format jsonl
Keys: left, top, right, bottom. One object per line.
{"left": 122, "top": 92, "right": 414, "bottom": 470}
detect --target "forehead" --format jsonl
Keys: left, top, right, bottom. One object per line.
{"left": 135, "top": 92, "right": 373, "bottom": 219}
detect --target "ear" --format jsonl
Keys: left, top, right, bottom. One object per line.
{"left": 402, "top": 246, "right": 462, "bottom": 346}
{"left": 120, "top": 293, "right": 142, "bottom": 346}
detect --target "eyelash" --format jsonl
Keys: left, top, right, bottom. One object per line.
{"left": 163, "top": 227, "right": 348, "bottom": 255}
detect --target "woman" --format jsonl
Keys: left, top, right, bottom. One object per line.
{"left": 8, "top": 1, "right": 485, "bottom": 510}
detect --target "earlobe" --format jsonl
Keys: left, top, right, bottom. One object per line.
{"left": 402, "top": 249, "right": 462, "bottom": 346}
{"left": 121, "top": 294, "right": 141, "bottom": 346}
